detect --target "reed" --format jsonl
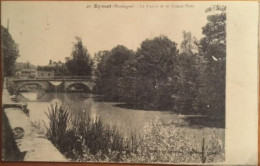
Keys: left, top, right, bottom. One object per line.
{"left": 44, "top": 104, "right": 224, "bottom": 163}
{"left": 44, "top": 104, "right": 136, "bottom": 161}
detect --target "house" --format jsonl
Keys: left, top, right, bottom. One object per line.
{"left": 36, "top": 70, "right": 55, "bottom": 79}
{"left": 49, "top": 60, "right": 63, "bottom": 67}
{"left": 15, "top": 69, "right": 37, "bottom": 79}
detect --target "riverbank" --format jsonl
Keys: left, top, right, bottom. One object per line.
{"left": 2, "top": 84, "right": 67, "bottom": 161}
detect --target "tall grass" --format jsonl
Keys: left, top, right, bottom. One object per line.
{"left": 44, "top": 104, "right": 137, "bottom": 161}
{"left": 44, "top": 104, "right": 224, "bottom": 163}
{"left": 44, "top": 104, "right": 74, "bottom": 158}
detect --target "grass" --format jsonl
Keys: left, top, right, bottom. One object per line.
{"left": 44, "top": 104, "right": 224, "bottom": 163}
{"left": 44, "top": 104, "right": 137, "bottom": 161}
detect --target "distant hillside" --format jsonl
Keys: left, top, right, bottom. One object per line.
{"left": 15, "top": 62, "right": 36, "bottom": 71}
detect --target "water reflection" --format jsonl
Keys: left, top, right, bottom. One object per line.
{"left": 18, "top": 90, "right": 46, "bottom": 101}
{"left": 16, "top": 91, "right": 180, "bottom": 134}
{"left": 50, "top": 98, "right": 62, "bottom": 107}
{"left": 16, "top": 91, "right": 224, "bottom": 140}
{"left": 20, "top": 92, "right": 37, "bottom": 101}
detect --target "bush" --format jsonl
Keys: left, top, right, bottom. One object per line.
{"left": 6, "top": 77, "right": 16, "bottom": 95}
{"left": 132, "top": 121, "right": 224, "bottom": 163}
{"left": 44, "top": 104, "right": 135, "bottom": 161}
{"left": 44, "top": 104, "right": 224, "bottom": 163}
{"left": 44, "top": 104, "right": 74, "bottom": 157}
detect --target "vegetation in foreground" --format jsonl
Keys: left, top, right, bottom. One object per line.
{"left": 43, "top": 104, "right": 224, "bottom": 163}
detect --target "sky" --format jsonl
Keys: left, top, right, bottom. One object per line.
{"left": 1, "top": 1, "right": 210, "bottom": 66}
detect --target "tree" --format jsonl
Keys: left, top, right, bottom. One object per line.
{"left": 200, "top": 5, "right": 226, "bottom": 61}
{"left": 1, "top": 26, "right": 19, "bottom": 76}
{"left": 65, "top": 37, "right": 93, "bottom": 76}
{"left": 177, "top": 32, "right": 200, "bottom": 113}
{"left": 94, "top": 45, "right": 135, "bottom": 101}
{"left": 93, "top": 50, "right": 111, "bottom": 94}
{"left": 93, "top": 51, "right": 110, "bottom": 71}
{"left": 134, "top": 36, "right": 179, "bottom": 109}
{"left": 37, "top": 63, "right": 69, "bottom": 76}
{"left": 113, "top": 49, "right": 140, "bottom": 105}
{"left": 199, "top": 5, "right": 226, "bottom": 119}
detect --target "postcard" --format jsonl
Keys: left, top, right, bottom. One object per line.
{"left": 1, "top": 1, "right": 258, "bottom": 165}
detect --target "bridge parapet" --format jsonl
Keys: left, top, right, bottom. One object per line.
{"left": 13, "top": 76, "right": 96, "bottom": 81}
{"left": 12, "top": 76, "right": 95, "bottom": 93}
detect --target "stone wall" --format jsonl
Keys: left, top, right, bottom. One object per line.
{"left": 2, "top": 86, "right": 67, "bottom": 162}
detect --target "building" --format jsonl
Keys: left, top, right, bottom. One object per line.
{"left": 49, "top": 60, "right": 63, "bottom": 67}
{"left": 15, "top": 69, "right": 37, "bottom": 79}
{"left": 36, "top": 70, "right": 55, "bottom": 79}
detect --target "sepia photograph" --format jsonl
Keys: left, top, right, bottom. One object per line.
{"left": 1, "top": 1, "right": 258, "bottom": 165}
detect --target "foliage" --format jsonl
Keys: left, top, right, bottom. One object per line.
{"left": 136, "top": 121, "right": 195, "bottom": 163}
{"left": 116, "top": 54, "right": 139, "bottom": 105}
{"left": 95, "top": 36, "right": 180, "bottom": 109}
{"left": 65, "top": 37, "right": 94, "bottom": 76}
{"left": 93, "top": 29, "right": 225, "bottom": 116}
{"left": 39, "top": 5, "right": 226, "bottom": 164}
{"left": 128, "top": 36, "right": 178, "bottom": 109}
{"left": 44, "top": 105, "right": 224, "bottom": 163}
{"left": 198, "top": 5, "right": 226, "bottom": 118}
{"left": 44, "top": 104, "right": 72, "bottom": 156}
{"left": 15, "top": 62, "right": 36, "bottom": 71}
{"left": 175, "top": 53, "right": 200, "bottom": 113}
{"left": 91, "top": 6, "right": 226, "bottom": 121}
{"left": 134, "top": 121, "right": 224, "bottom": 163}
{"left": 44, "top": 104, "right": 136, "bottom": 161}
{"left": 200, "top": 5, "right": 226, "bottom": 61}
{"left": 1, "top": 26, "right": 19, "bottom": 76}
{"left": 94, "top": 45, "right": 135, "bottom": 101}
{"left": 37, "top": 64, "right": 69, "bottom": 76}
{"left": 94, "top": 36, "right": 180, "bottom": 109}
{"left": 93, "top": 51, "right": 110, "bottom": 69}
{"left": 37, "top": 66, "right": 54, "bottom": 71}
{"left": 176, "top": 32, "right": 201, "bottom": 113}
{"left": 6, "top": 77, "right": 16, "bottom": 95}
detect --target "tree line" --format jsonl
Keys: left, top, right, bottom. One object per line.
{"left": 93, "top": 5, "right": 226, "bottom": 119}
{"left": 2, "top": 5, "right": 226, "bottom": 118}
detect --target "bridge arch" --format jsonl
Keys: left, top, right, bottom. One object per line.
{"left": 65, "top": 82, "right": 92, "bottom": 93}
{"left": 12, "top": 78, "right": 95, "bottom": 93}
{"left": 16, "top": 82, "right": 48, "bottom": 93}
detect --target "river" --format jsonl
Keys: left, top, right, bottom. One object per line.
{"left": 16, "top": 91, "right": 224, "bottom": 143}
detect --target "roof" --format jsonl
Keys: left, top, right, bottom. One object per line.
{"left": 18, "top": 69, "right": 36, "bottom": 72}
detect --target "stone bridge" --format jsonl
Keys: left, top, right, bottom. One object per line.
{"left": 12, "top": 76, "right": 95, "bottom": 93}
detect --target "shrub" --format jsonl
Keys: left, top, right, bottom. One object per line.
{"left": 132, "top": 121, "right": 224, "bottom": 163}
{"left": 44, "top": 104, "right": 224, "bottom": 163}
{"left": 6, "top": 77, "right": 15, "bottom": 95}
{"left": 44, "top": 104, "right": 72, "bottom": 156}
{"left": 44, "top": 104, "right": 134, "bottom": 161}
